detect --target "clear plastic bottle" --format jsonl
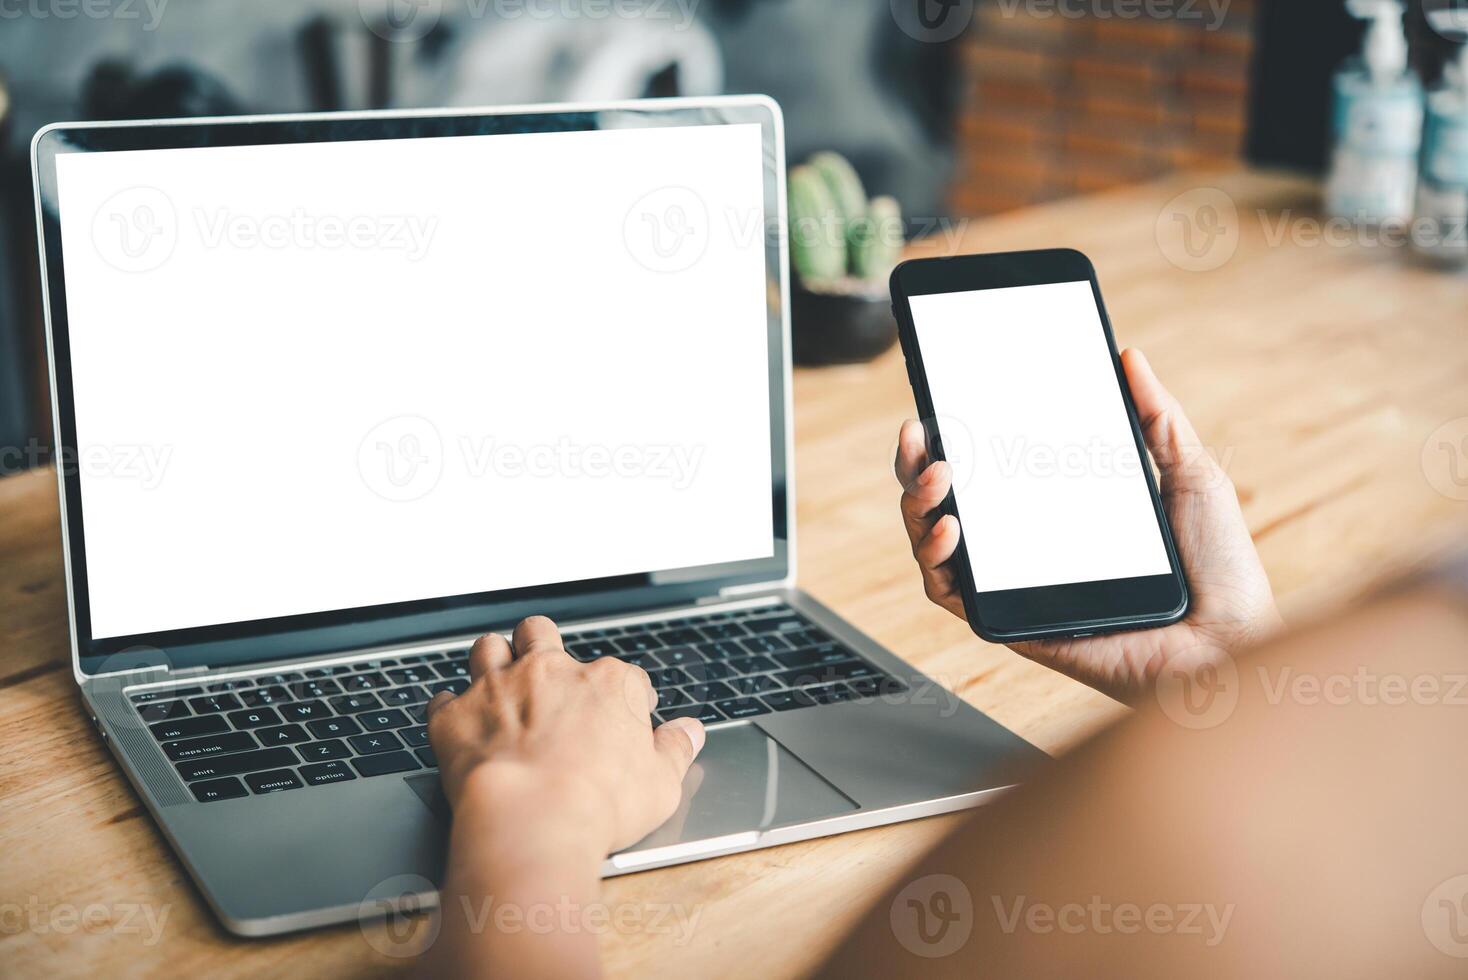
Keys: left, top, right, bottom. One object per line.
{"left": 1413, "top": 45, "right": 1468, "bottom": 266}
{"left": 1324, "top": 0, "right": 1424, "bottom": 227}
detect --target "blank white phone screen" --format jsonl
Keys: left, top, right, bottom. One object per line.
{"left": 55, "top": 123, "right": 775, "bottom": 639}
{"left": 909, "top": 280, "right": 1170, "bottom": 593}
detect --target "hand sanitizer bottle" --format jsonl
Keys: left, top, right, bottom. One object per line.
{"left": 1413, "top": 44, "right": 1468, "bottom": 266}
{"left": 1325, "top": 0, "right": 1424, "bottom": 227}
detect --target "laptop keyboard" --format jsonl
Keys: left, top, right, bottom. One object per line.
{"left": 127, "top": 604, "right": 907, "bottom": 803}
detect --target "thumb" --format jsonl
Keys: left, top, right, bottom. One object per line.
{"left": 1122, "top": 348, "right": 1227, "bottom": 496}
{"left": 652, "top": 717, "right": 705, "bottom": 784}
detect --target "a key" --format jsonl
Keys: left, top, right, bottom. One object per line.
{"left": 360, "top": 709, "right": 410, "bottom": 732}
{"left": 349, "top": 731, "right": 403, "bottom": 755}
{"left": 715, "top": 697, "right": 772, "bottom": 718}
{"left": 351, "top": 751, "right": 419, "bottom": 777}
{"left": 190, "top": 777, "right": 247, "bottom": 802}
{"left": 175, "top": 747, "right": 298, "bottom": 781}
{"left": 307, "top": 717, "right": 362, "bottom": 739}
{"left": 149, "top": 715, "right": 227, "bottom": 742}
{"left": 245, "top": 769, "right": 303, "bottom": 794}
{"left": 299, "top": 760, "right": 357, "bottom": 786}
{"left": 227, "top": 708, "right": 282, "bottom": 730}
{"left": 162, "top": 731, "right": 257, "bottom": 761}
{"left": 299, "top": 739, "right": 353, "bottom": 761}
{"left": 255, "top": 724, "right": 311, "bottom": 745}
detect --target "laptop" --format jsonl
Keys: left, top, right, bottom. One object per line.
{"left": 31, "top": 96, "right": 1046, "bottom": 937}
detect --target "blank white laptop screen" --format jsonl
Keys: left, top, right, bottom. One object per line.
{"left": 55, "top": 123, "right": 775, "bottom": 639}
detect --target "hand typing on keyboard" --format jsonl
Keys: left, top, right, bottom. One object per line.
{"left": 420, "top": 615, "right": 705, "bottom": 979}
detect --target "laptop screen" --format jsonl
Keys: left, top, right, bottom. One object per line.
{"left": 50, "top": 118, "right": 777, "bottom": 643}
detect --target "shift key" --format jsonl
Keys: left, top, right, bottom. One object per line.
{"left": 175, "top": 747, "right": 298, "bottom": 782}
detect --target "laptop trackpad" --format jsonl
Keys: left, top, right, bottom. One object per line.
{"left": 622, "top": 723, "right": 858, "bottom": 853}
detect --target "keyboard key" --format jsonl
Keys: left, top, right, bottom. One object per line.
{"left": 400, "top": 726, "right": 430, "bottom": 748}
{"left": 616, "top": 652, "right": 661, "bottom": 670}
{"left": 407, "top": 704, "right": 430, "bottom": 724}
{"left": 657, "top": 688, "right": 690, "bottom": 710}
{"left": 137, "top": 699, "right": 191, "bottom": 723}
{"left": 415, "top": 747, "right": 438, "bottom": 768}
{"left": 330, "top": 693, "right": 383, "bottom": 714}
{"left": 190, "top": 776, "right": 248, "bottom": 802}
{"left": 381, "top": 686, "right": 429, "bottom": 707}
{"left": 350, "top": 731, "right": 403, "bottom": 755}
{"left": 681, "top": 661, "right": 734, "bottom": 682}
{"left": 656, "top": 646, "right": 707, "bottom": 666}
{"left": 427, "top": 679, "right": 469, "bottom": 697}
{"left": 700, "top": 622, "right": 747, "bottom": 640}
{"left": 744, "top": 615, "right": 805, "bottom": 634}
{"left": 256, "top": 724, "right": 312, "bottom": 746}
{"left": 245, "top": 768, "right": 303, "bottom": 795}
{"left": 433, "top": 661, "right": 470, "bottom": 679}
{"left": 565, "top": 640, "right": 618, "bottom": 661}
{"left": 655, "top": 627, "right": 703, "bottom": 646}
{"left": 207, "top": 679, "right": 254, "bottom": 692}
{"left": 728, "top": 674, "right": 781, "bottom": 696}
{"left": 162, "top": 731, "right": 257, "bottom": 761}
{"left": 849, "top": 676, "right": 910, "bottom": 698}
{"left": 386, "top": 666, "right": 435, "bottom": 686}
{"left": 131, "top": 688, "right": 198, "bottom": 705}
{"left": 299, "top": 760, "right": 357, "bottom": 786}
{"left": 777, "top": 660, "right": 881, "bottom": 690}
{"left": 697, "top": 641, "right": 746, "bottom": 660}
{"left": 360, "top": 709, "right": 410, "bottom": 732}
{"left": 726, "top": 655, "right": 779, "bottom": 676}
{"left": 227, "top": 707, "right": 283, "bottom": 730}
{"left": 278, "top": 700, "right": 331, "bottom": 722}
{"left": 240, "top": 686, "right": 291, "bottom": 707}
{"left": 307, "top": 717, "right": 362, "bottom": 739}
{"left": 738, "top": 635, "right": 790, "bottom": 655}
{"left": 613, "top": 635, "right": 663, "bottom": 654}
{"left": 188, "top": 694, "right": 242, "bottom": 714}
{"left": 661, "top": 702, "right": 725, "bottom": 724}
{"left": 343, "top": 672, "right": 388, "bottom": 692}
{"left": 299, "top": 739, "right": 353, "bottom": 761}
{"left": 257, "top": 673, "right": 301, "bottom": 686}
{"left": 807, "top": 683, "right": 858, "bottom": 704}
{"left": 772, "top": 645, "right": 852, "bottom": 670}
{"left": 352, "top": 751, "right": 419, "bottom": 778}
{"left": 762, "top": 690, "right": 817, "bottom": 712}
{"left": 176, "top": 747, "right": 298, "bottom": 781}
{"left": 683, "top": 681, "right": 736, "bottom": 703}
{"left": 299, "top": 679, "right": 342, "bottom": 699}
{"left": 785, "top": 628, "right": 830, "bottom": 647}
{"left": 716, "top": 697, "right": 771, "bottom": 718}
{"left": 150, "top": 714, "right": 229, "bottom": 741}
{"left": 648, "top": 667, "right": 690, "bottom": 688}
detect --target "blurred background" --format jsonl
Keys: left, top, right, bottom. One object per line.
{"left": 1, "top": 0, "right": 1463, "bottom": 469}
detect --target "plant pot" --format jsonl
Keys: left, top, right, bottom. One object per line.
{"left": 790, "top": 276, "right": 898, "bottom": 366}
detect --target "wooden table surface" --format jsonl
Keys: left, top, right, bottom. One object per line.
{"left": 3, "top": 170, "right": 1466, "bottom": 977}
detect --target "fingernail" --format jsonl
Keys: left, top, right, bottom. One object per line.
{"left": 670, "top": 717, "right": 706, "bottom": 754}
{"left": 920, "top": 464, "right": 937, "bottom": 486}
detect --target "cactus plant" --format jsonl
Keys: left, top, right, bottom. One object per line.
{"left": 788, "top": 164, "right": 848, "bottom": 282}
{"left": 788, "top": 152, "right": 904, "bottom": 288}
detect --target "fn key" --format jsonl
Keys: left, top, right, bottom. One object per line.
{"left": 190, "top": 777, "right": 247, "bottom": 802}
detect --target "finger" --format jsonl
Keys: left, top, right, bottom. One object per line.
{"left": 511, "top": 615, "right": 564, "bottom": 660}
{"left": 899, "top": 460, "right": 952, "bottom": 547}
{"left": 425, "top": 690, "right": 456, "bottom": 723}
{"left": 915, "top": 514, "right": 961, "bottom": 570}
{"left": 652, "top": 717, "right": 705, "bottom": 780}
{"left": 894, "top": 419, "right": 931, "bottom": 489}
{"left": 1122, "top": 348, "right": 1225, "bottom": 495}
{"left": 467, "top": 632, "right": 512, "bottom": 679}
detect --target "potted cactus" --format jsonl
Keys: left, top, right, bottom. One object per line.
{"left": 787, "top": 152, "right": 905, "bottom": 365}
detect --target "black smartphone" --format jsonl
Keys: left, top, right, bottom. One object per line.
{"left": 890, "top": 248, "right": 1189, "bottom": 643}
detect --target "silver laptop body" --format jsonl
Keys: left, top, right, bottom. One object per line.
{"left": 32, "top": 96, "right": 1045, "bottom": 937}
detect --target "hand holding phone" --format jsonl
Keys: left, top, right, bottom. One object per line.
{"left": 890, "top": 250, "right": 1281, "bottom": 700}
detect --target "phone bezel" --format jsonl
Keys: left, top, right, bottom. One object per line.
{"left": 890, "top": 248, "right": 1189, "bottom": 643}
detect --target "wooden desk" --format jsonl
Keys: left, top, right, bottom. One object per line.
{"left": 3, "top": 171, "right": 1465, "bottom": 976}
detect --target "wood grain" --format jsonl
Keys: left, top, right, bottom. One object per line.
{"left": 1, "top": 170, "right": 1464, "bottom": 977}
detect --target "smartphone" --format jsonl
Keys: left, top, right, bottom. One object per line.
{"left": 890, "top": 248, "right": 1189, "bottom": 643}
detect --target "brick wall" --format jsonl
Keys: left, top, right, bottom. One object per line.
{"left": 952, "top": 0, "right": 1257, "bottom": 215}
